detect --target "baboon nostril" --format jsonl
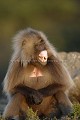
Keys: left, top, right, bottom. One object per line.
{"left": 44, "top": 57, "right": 47, "bottom": 60}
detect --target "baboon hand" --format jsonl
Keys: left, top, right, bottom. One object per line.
{"left": 27, "top": 90, "right": 43, "bottom": 105}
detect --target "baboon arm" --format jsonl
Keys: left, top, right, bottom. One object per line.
{"left": 38, "top": 84, "right": 65, "bottom": 97}
{"left": 14, "top": 85, "right": 37, "bottom": 97}
{"left": 15, "top": 84, "right": 65, "bottom": 97}
{"left": 14, "top": 85, "right": 43, "bottom": 105}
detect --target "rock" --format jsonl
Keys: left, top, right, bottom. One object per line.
{"left": 59, "top": 52, "right": 80, "bottom": 102}
{"left": 59, "top": 52, "right": 80, "bottom": 78}
{"left": 0, "top": 97, "right": 7, "bottom": 114}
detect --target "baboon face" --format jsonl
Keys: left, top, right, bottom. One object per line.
{"left": 22, "top": 33, "right": 48, "bottom": 66}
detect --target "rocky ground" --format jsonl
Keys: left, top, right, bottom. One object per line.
{"left": 0, "top": 52, "right": 80, "bottom": 114}
{"left": 0, "top": 97, "right": 7, "bottom": 114}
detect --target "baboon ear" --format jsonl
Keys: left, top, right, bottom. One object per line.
{"left": 22, "top": 39, "right": 26, "bottom": 46}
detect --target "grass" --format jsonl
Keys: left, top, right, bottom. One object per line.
{"left": 0, "top": 103, "right": 80, "bottom": 120}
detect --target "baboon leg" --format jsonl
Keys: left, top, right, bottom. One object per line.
{"left": 3, "top": 93, "right": 28, "bottom": 119}
{"left": 49, "top": 91, "right": 72, "bottom": 119}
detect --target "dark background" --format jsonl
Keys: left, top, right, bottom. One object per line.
{"left": 0, "top": 0, "right": 80, "bottom": 96}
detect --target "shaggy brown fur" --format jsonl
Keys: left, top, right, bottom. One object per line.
{"left": 3, "top": 28, "right": 74, "bottom": 119}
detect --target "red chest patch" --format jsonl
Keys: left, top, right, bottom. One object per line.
{"left": 29, "top": 67, "right": 43, "bottom": 77}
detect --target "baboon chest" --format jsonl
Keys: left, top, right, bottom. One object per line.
{"left": 29, "top": 67, "right": 43, "bottom": 77}
{"left": 23, "top": 66, "right": 53, "bottom": 89}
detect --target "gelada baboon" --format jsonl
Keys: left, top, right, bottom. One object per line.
{"left": 3, "top": 28, "right": 74, "bottom": 119}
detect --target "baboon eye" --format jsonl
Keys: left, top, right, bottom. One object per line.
{"left": 40, "top": 39, "right": 44, "bottom": 43}
{"left": 35, "top": 39, "right": 45, "bottom": 51}
{"left": 35, "top": 43, "right": 45, "bottom": 51}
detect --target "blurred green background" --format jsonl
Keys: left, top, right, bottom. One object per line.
{"left": 0, "top": 0, "right": 80, "bottom": 95}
